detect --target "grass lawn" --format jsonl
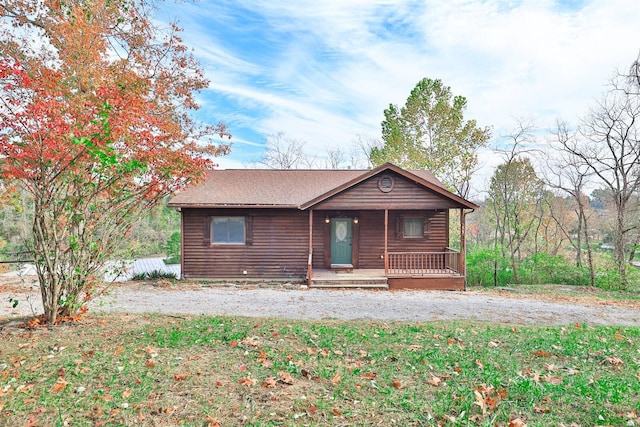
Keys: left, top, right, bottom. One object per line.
{"left": 1, "top": 313, "right": 639, "bottom": 426}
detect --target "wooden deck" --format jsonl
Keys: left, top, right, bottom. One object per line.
{"left": 310, "top": 269, "right": 389, "bottom": 289}
{"left": 310, "top": 268, "right": 465, "bottom": 290}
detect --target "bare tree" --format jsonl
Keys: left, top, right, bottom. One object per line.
{"left": 560, "top": 70, "right": 640, "bottom": 288}
{"left": 353, "top": 135, "right": 382, "bottom": 168}
{"left": 259, "top": 132, "right": 308, "bottom": 169}
{"left": 324, "top": 146, "right": 346, "bottom": 169}
{"left": 622, "top": 51, "right": 640, "bottom": 94}
{"left": 544, "top": 120, "right": 596, "bottom": 286}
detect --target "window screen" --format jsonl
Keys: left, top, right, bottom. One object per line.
{"left": 403, "top": 217, "right": 424, "bottom": 238}
{"left": 212, "top": 217, "right": 245, "bottom": 244}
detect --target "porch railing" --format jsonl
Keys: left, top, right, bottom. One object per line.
{"left": 387, "top": 248, "right": 460, "bottom": 276}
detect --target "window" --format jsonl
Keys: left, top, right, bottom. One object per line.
{"left": 395, "top": 215, "right": 430, "bottom": 239}
{"left": 403, "top": 217, "right": 424, "bottom": 238}
{"left": 212, "top": 217, "right": 245, "bottom": 244}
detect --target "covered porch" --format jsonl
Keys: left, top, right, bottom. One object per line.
{"left": 300, "top": 165, "right": 477, "bottom": 291}
{"left": 305, "top": 208, "right": 469, "bottom": 291}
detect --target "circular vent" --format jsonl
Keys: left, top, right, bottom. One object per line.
{"left": 378, "top": 175, "right": 394, "bottom": 193}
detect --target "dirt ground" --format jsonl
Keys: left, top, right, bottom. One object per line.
{"left": 2, "top": 274, "right": 640, "bottom": 326}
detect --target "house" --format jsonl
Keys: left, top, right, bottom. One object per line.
{"left": 168, "top": 162, "right": 478, "bottom": 290}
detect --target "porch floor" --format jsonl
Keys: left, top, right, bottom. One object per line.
{"left": 310, "top": 268, "right": 464, "bottom": 289}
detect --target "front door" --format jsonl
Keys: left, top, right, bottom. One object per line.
{"left": 331, "top": 218, "right": 352, "bottom": 265}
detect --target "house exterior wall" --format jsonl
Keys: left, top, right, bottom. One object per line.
{"left": 182, "top": 207, "right": 451, "bottom": 278}
{"left": 181, "top": 208, "right": 309, "bottom": 279}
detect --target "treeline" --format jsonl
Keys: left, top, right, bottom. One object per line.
{"left": 0, "top": 196, "right": 180, "bottom": 263}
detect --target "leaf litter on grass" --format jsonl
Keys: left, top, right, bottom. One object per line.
{"left": 0, "top": 313, "right": 639, "bottom": 426}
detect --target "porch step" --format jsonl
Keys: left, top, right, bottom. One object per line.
{"left": 310, "top": 278, "right": 389, "bottom": 289}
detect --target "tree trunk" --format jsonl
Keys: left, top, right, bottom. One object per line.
{"left": 615, "top": 200, "right": 628, "bottom": 289}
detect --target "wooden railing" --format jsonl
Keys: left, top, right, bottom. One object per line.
{"left": 387, "top": 248, "right": 460, "bottom": 276}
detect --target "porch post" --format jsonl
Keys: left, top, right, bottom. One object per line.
{"left": 180, "top": 208, "right": 185, "bottom": 280}
{"left": 308, "top": 209, "right": 313, "bottom": 286}
{"left": 460, "top": 208, "right": 466, "bottom": 288}
{"left": 384, "top": 209, "right": 389, "bottom": 273}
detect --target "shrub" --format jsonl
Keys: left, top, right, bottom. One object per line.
{"left": 131, "top": 270, "right": 177, "bottom": 281}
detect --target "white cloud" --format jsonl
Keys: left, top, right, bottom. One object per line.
{"left": 160, "top": 0, "right": 640, "bottom": 188}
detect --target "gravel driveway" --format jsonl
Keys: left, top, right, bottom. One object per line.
{"left": 3, "top": 279, "right": 640, "bottom": 326}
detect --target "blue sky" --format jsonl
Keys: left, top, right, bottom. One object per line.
{"left": 157, "top": 0, "right": 640, "bottom": 190}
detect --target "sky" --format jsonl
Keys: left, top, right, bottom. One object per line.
{"left": 157, "top": 0, "right": 640, "bottom": 194}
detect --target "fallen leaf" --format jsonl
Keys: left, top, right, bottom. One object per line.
{"left": 331, "top": 373, "right": 342, "bottom": 385}
{"left": 474, "top": 390, "right": 486, "bottom": 416}
{"left": 278, "top": 371, "right": 294, "bottom": 385}
{"left": 361, "top": 372, "right": 377, "bottom": 380}
{"left": 229, "top": 340, "right": 238, "bottom": 348}
{"left": 261, "top": 377, "right": 277, "bottom": 388}
{"left": 173, "top": 373, "right": 188, "bottom": 381}
{"left": 332, "top": 408, "right": 342, "bottom": 416}
{"left": 427, "top": 376, "right": 441, "bottom": 386}
{"left": 541, "top": 375, "right": 562, "bottom": 385}
{"left": 534, "top": 404, "right": 551, "bottom": 413}
{"left": 509, "top": 418, "right": 527, "bottom": 427}
{"left": 534, "top": 350, "right": 550, "bottom": 357}
{"left": 605, "top": 356, "right": 624, "bottom": 366}
{"left": 242, "top": 336, "right": 260, "bottom": 347}
{"left": 205, "top": 416, "right": 222, "bottom": 427}
{"left": 392, "top": 380, "right": 402, "bottom": 388}
{"left": 238, "top": 377, "right": 255, "bottom": 386}
{"left": 52, "top": 378, "right": 68, "bottom": 393}
{"left": 122, "top": 389, "right": 131, "bottom": 398}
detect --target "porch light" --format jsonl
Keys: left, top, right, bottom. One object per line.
{"left": 353, "top": 217, "right": 359, "bottom": 224}
{"left": 325, "top": 216, "right": 330, "bottom": 224}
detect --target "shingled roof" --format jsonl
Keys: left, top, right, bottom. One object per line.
{"left": 168, "top": 163, "right": 476, "bottom": 209}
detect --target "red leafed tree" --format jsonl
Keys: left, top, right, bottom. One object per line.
{"left": 0, "top": 0, "right": 230, "bottom": 324}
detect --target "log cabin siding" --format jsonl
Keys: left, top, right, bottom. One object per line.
{"left": 310, "top": 210, "right": 449, "bottom": 269}
{"left": 313, "top": 171, "right": 460, "bottom": 210}
{"left": 182, "top": 208, "right": 309, "bottom": 279}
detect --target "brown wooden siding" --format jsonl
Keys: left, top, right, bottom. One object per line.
{"left": 182, "top": 208, "right": 309, "bottom": 279}
{"left": 313, "top": 171, "right": 461, "bottom": 210}
{"left": 311, "top": 210, "right": 449, "bottom": 269}
{"left": 388, "top": 277, "right": 465, "bottom": 290}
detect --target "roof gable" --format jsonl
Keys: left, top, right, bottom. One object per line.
{"left": 299, "top": 163, "right": 478, "bottom": 210}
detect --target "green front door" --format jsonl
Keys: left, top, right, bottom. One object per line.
{"left": 331, "top": 218, "right": 352, "bottom": 265}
